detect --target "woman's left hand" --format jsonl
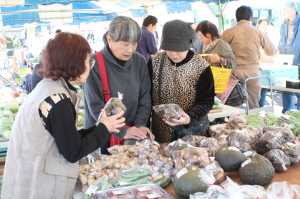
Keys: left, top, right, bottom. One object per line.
{"left": 164, "top": 112, "right": 191, "bottom": 127}
{"left": 210, "top": 53, "right": 221, "bottom": 63}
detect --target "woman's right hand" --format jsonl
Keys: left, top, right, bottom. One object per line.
{"left": 100, "top": 109, "right": 125, "bottom": 133}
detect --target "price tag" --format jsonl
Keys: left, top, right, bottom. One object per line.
{"left": 146, "top": 193, "right": 161, "bottom": 198}
{"left": 119, "top": 181, "right": 130, "bottom": 186}
{"left": 137, "top": 186, "right": 152, "bottom": 192}
{"left": 208, "top": 157, "right": 215, "bottom": 161}
{"left": 85, "top": 185, "right": 98, "bottom": 195}
{"left": 228, "top": 146, "right": 240, "bottom": 152}
{"left": 112, "top": 190, "right": 127, "bottom": 195}
{"left": 176, "top": 168, "right": 188, "bottom": 178}
{"left": 243, "top": 151, "right": 253, "bottom": 157}
{"left": 241, "top": 159, "right": 252, "bottom": 167}
{"left": 90, "top": 171, "right": 100, "bottom": 175}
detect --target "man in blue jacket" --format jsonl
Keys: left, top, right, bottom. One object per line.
{"left": 136, "top": 15, "right": 158, "bottom": 62}
{"left": 280, "top": 1, "right": 300, "bottom": 113}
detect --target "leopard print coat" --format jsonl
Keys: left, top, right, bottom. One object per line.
{"left": 151, "top": 52, "right": 209, "bottom": 143}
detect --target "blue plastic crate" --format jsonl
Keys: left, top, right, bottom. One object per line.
{"left": 260, "top": 67, "right": 298, "bottom": 85}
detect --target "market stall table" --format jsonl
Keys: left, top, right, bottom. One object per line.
{"left": 261, "top": 85, "right": 300, "bottom": 95}
{"left": 163, "top": 161, "right": 300, "bottom": 198}
{"left": 207, "top": 105, "right": 246, "bottom": 122}
{"left": 73, "top": 161, "right": 300, "bottom": 199}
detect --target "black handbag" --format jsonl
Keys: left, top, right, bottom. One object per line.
{"left": 225, "top": 78, "right": 248, "bottom": 107}
{"left": 173, "top": 116, "right": 210, "bottom": 139}
{"left": 157, "top": 53, "right": 210, "bottom": 140}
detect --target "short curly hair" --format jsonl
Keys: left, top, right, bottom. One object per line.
{"left": 38, "top": 32, "right": 91, "bottom": 81}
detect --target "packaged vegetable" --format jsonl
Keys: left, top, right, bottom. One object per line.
{"left": 152, "top": 104, "right": 184, "bottom": 123}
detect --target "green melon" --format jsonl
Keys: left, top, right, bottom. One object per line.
{"left": 215, "top": 147, "right": 246, "bottom": 172}
{"left": 239, "top": 154, "right": 275, "bottom": 186}
{"left": 173, "top": 166, "right": 208, "bottom": 199}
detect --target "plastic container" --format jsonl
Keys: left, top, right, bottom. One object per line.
{"left": 260, "top": 66, "right": 298, "bottom": 86}
{"left": 92, "top": 184, "right": 173, "bottom": 199}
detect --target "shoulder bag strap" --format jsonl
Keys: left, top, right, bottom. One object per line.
{"left": 95, "top": 52, "right": 111, "bottom": 103}
{"left": 158, "top": 52, "right": 166, "bottom": 104}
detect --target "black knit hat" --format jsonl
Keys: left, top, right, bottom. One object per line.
{"left": 161, "top": 19, "right": 195, "bottom": 52}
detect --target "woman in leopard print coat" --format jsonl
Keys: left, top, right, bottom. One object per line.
{"left": 148, "top": 19, "right": 215, "bottom": 143}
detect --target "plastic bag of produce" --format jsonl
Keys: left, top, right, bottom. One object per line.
{"left": 266, "top": 181, "right": 294, "bottom": 199}
{"left": 239, "top": 185, "right": 267, "bottom": 199}
{"left": 153, "top": 104, "right": 184, "bottom": 122}
{"left": 163, "top": 139, "right": 189, "bottom": 158}
{"left": 103, "top": 92, "right": 126, "bottom": 117}
{"left": 263, "top": 149, "right": 291, "bottom": 172}
{"left": 190, "top": 185, "right": 228, "bottom": 199}
{"left": 227, "top": 130, "right": 252, "bottom": 152}
{"left": 254, "top": 131, "right": 285, "bottom": 154}
{"left": 282, "top": 142, "right": 300, "bottom": 164}
{"left": 173, "top": 147, "right": 209, "bottom": 172}
{"left": 226, "top": 115, "right": 247, "bottom": 130}
{"left": 263, "top": 126, "right": 294, "bottom": 142}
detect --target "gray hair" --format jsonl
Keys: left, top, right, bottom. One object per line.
{"left": 103, "top": 16, "right": 141, "bottom": 45}
{"left": 285, "top": 1, "right": 298, "bottom": 11}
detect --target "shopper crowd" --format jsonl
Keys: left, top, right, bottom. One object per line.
{"left": 2, "top": 1, "right": 300, "bottom": 198}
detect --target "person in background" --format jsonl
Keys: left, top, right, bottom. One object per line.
{"left": 83, "top": 16, "right": 155, "bottom": 154}
{"left": 196, "top": 20, "right": 235, "bottom": 69}
{"left": 257, "top": 17, "right": 278, "bottom": 107}
{"left": 221, "top": 5, "right": 276, "bottom": 109}
{"left": 136, "top": 15, "right": 158, "bottom": 62}
{"left": 148, "top": 19, "right": 215, "bottom": 143}
{"left": 2, "top": 32, "right": 125, "bottom": 198}
{"left": 280, "top": 1, "right": 300, "bottom": 113}
{"left": 55, "top": 29, "right": 62, "bottom": 35}
{"left": 188, "top": 22, "right": 203, "bottom": 54}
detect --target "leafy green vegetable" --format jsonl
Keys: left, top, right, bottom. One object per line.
{"left": 247, "top": 111, "right": 279, "bottom": 127}
{"left": 77, "top": 115, "right": 84, "bottom": 127}
{"left": 3, "top": 130, "right": 11, "bottom": 139}
{"left": 277, "top": 115, "right": 300, "bottom": 130}
{"left": 3, "top": 102, "right": 19, "bottom": 113}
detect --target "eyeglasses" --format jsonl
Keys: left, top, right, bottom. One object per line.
{"left": 85, "top": 59, "right": 95, "bottom": 69}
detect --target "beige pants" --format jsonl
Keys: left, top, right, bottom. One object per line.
{"left": 234, "top": 66, "right": 261, "bottom": 109}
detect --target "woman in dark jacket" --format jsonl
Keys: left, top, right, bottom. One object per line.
{"left": 148, "top": 20, "right": 215, "bottom": 143}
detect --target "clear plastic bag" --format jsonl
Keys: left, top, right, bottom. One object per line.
{"left": 282, "top": 142, "right": 300, "bottom": 164}
{"left": 172, "top": 147, "right": 209, "bottom": 172}
{"left": 266, "top": 181, "right": 294, "bottom": 199}
{"left": 103, "top": 92, "right": 126, "bottom": 116}
{"left": 96, "top": 92, "right": 126, "bottom": 126}
{"left": 263, "top": 149, "right": 291, "bottom": 172}
{"left": 227, "top": 130, "right": 252, "bottom": 152}
{"left": 225, "top": 115, "right": 247, "bottom": 130}
{"left": 254, "top": 131, "right": 285, "bottom": 154}
{"left": 153, "top": 104, "right": 184, "bottom": 122}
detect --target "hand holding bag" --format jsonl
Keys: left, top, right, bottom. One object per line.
{"left": 96, "top": 52, "right": 124, "bottom": 147}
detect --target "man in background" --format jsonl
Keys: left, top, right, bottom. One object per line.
{"left": 221, "top": 5, "right": 276, "bottom": 109}
{"left": 280, "top": 1, "right": 300, "bottom": 113}
{"left": 136, "top": 15, "right": 158, "bottom": 62}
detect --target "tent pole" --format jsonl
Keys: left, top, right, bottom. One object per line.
{"left": 218, "top": 0, "right": 223, "bottom": 33}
